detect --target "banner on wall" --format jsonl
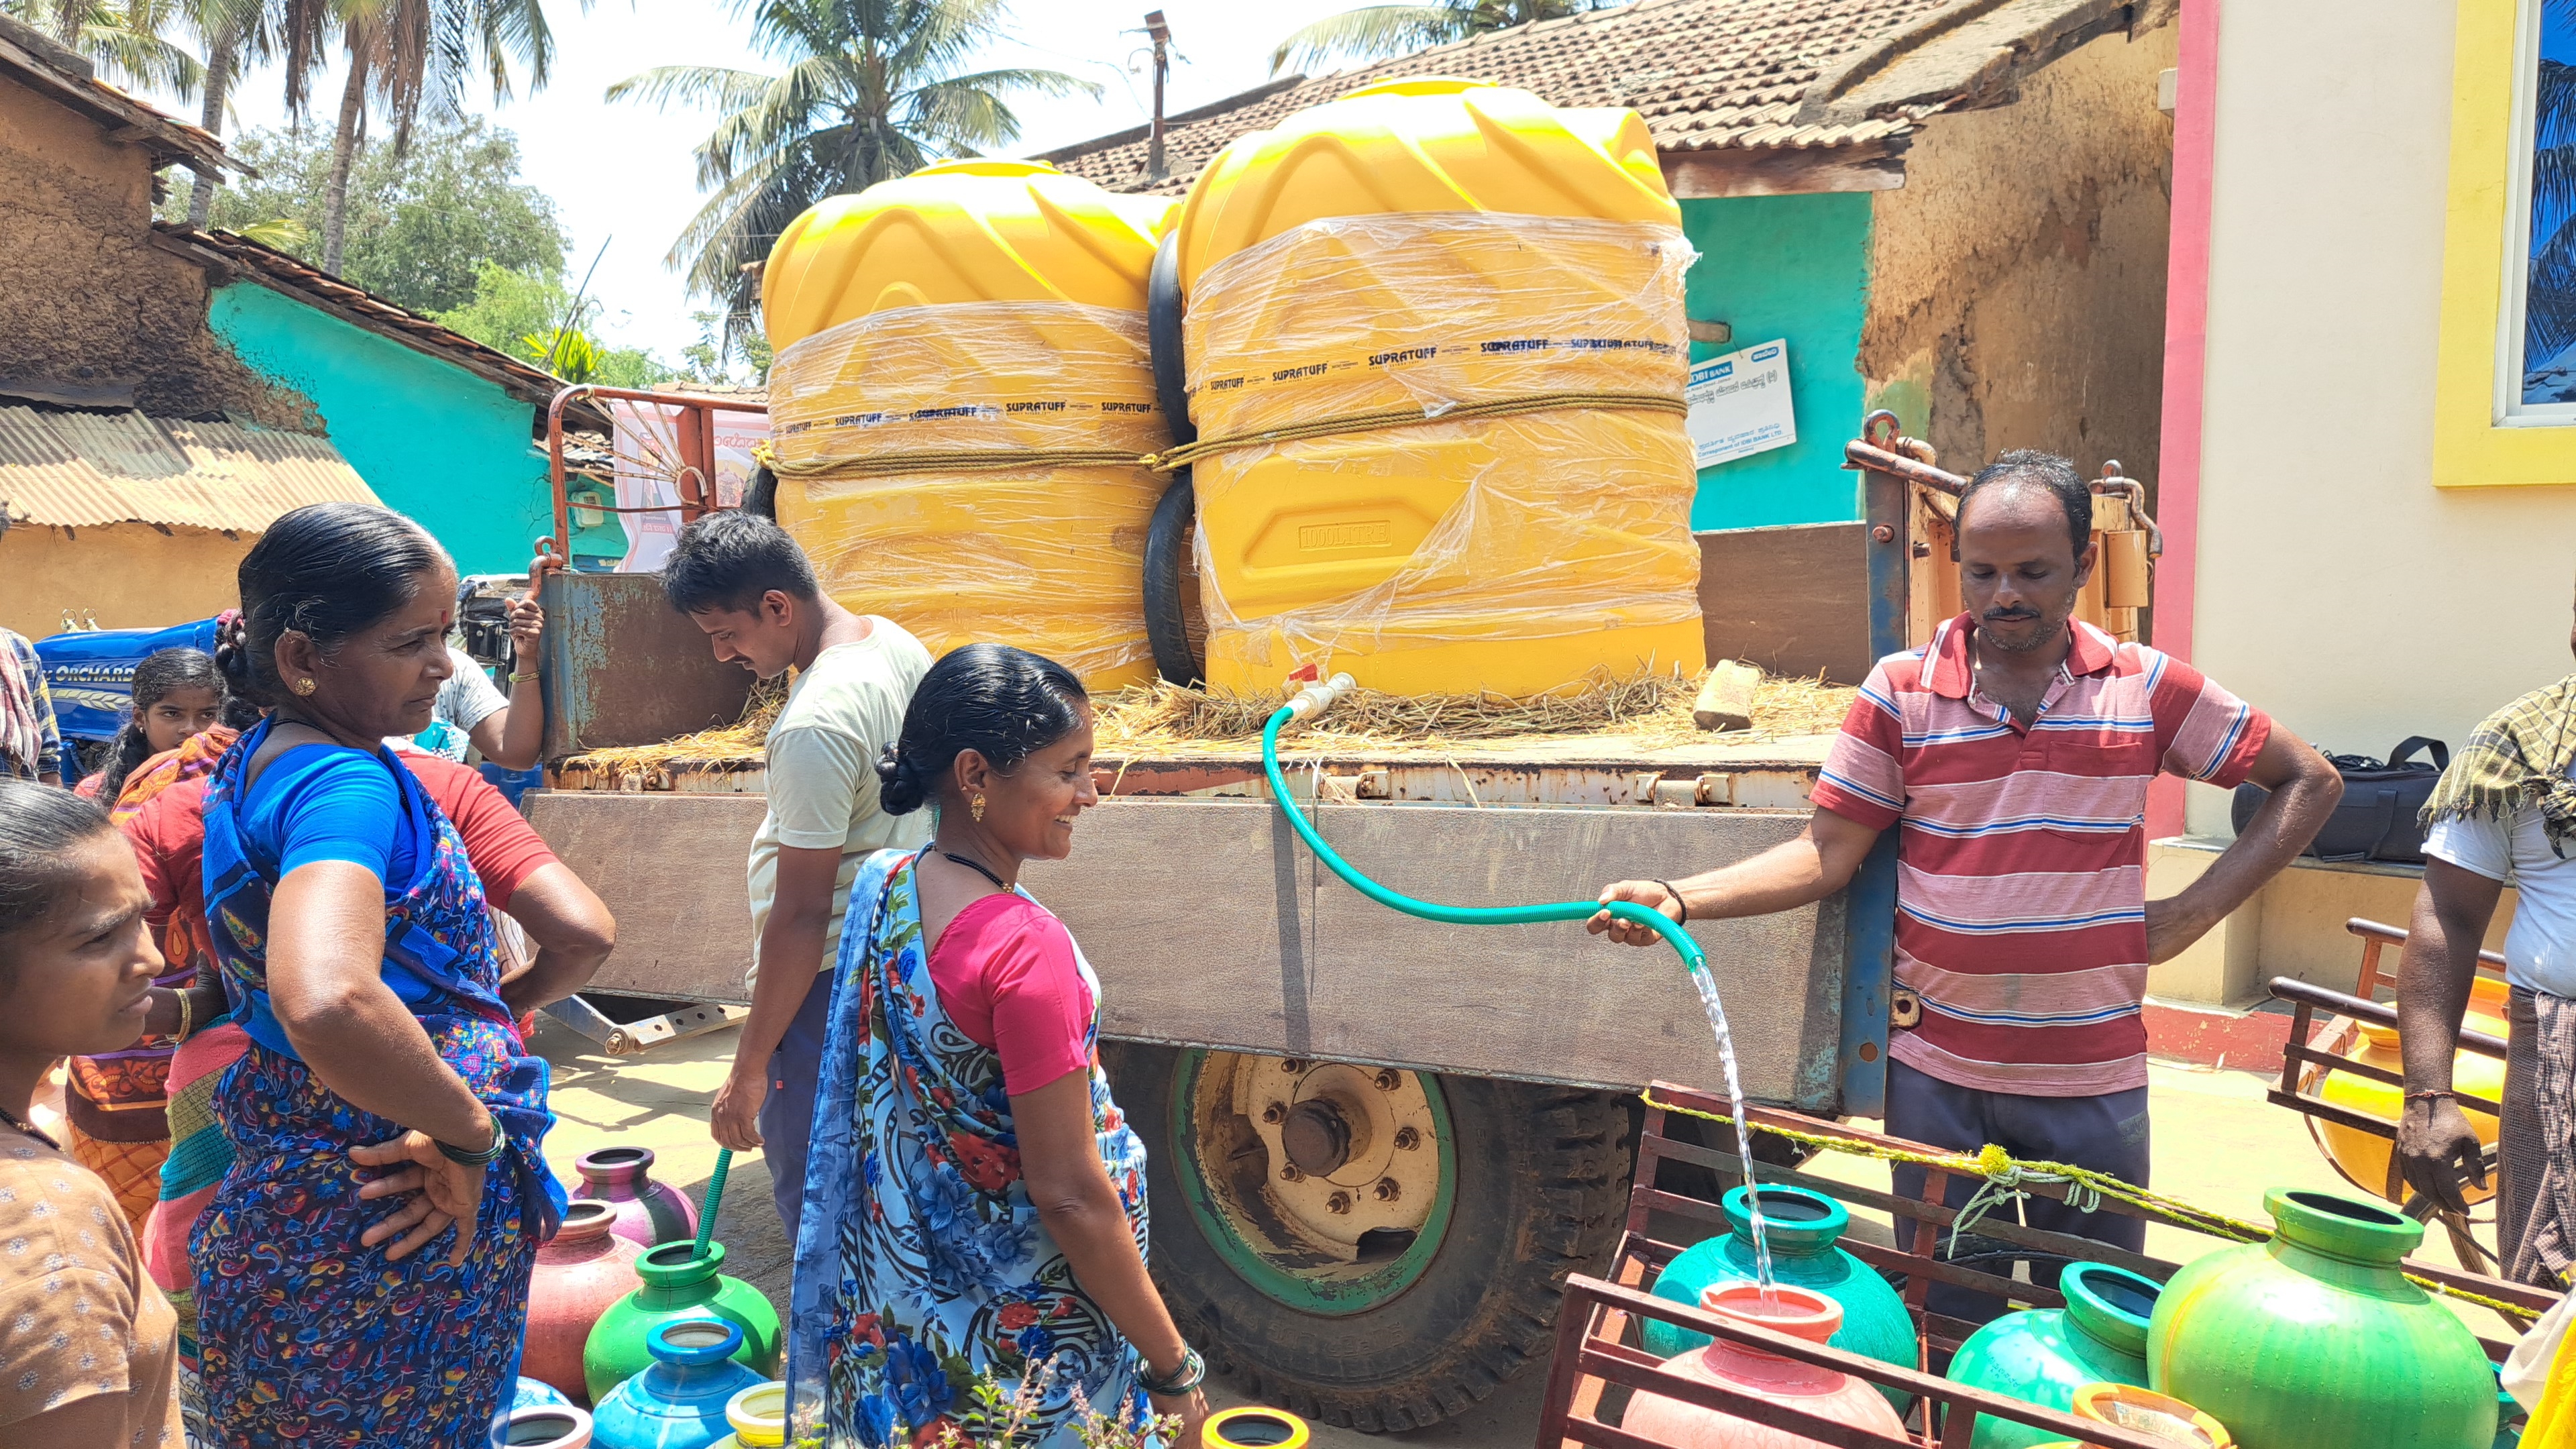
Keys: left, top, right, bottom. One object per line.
{"left": 1685, "top": 339, "right": 1796, "bottom": 468}
{"left": 605, "top": 399, "right": 769, "bottom": 574}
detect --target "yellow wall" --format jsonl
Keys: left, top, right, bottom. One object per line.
{"left": 2186, "top": 0, "right": 2576, "bottom": 843}
{"left": 0, "top": 524, "right": 250, "bottom": 639}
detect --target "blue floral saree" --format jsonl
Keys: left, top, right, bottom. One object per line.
{"left": 788, "top": 849, "right": 1155, "bottom": 1448}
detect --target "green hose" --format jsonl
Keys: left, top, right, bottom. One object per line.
{"left": 1257, "top": 701, "right": 1705, "bottom": 974}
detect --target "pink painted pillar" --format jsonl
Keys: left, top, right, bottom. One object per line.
{"left": 2148, "top": 0, "right": 2220, "bottom": 841}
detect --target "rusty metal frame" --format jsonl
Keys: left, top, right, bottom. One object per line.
{"left": 540, "top": 384, "right": 769, "bottom": 561}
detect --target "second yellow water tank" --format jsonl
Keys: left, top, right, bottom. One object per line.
{"left": 762, "top": 160, "right": 1176, "bottom": 688}
{"left": 1172, "top": 78, "right": 1707, "bottom": 698}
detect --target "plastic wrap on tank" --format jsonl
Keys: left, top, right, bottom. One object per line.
{"left": 767, "top": 300, "right": 1169, "bottom": 687}
{"left": 1183, "top": 211, "right": 1705, "bottom": 696}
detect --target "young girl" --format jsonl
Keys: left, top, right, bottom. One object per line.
{"left": 64, "top": 647, "right": 231, "bottom": 1230}
{"left": 0, "top": 779, "right": 186, "bottom": 1448}
{"left": 78, "top": 648, "right": 224, "bottom": 805}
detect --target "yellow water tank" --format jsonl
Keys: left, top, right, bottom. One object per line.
{"left": 1172, "top": 78, "right": 1706, "bottom": 698}
{"left": 761, "top": 160, "right": 1177, "bottom": 689}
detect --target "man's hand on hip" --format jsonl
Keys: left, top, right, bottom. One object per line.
{"left": 2143, "top": 897, "right": 2220, "bottom": 964}
{"left": 710, "top": 1061, "right": 770, "bottom": 1151}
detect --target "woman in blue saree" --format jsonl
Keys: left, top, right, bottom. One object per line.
{"left": 193, "top": 503, "right": 568, "bottom": 1444}
{"left": 788, "top": 645, "right": 1210, "bottom": 1449}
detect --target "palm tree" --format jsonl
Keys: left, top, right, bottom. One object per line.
{"left": 280, "top": 0, "right": 555, "bottom": 273}
{"left": 610, "top": 0, "right": 1097, "bottom": 332}
{"left": 182, "top": 0, "right": 280, "bottom": 227}
{"left": 9, "top": 0, "right": 205, "bottom": 96}
{"left": 1269, "top": 0, "right": 1613, "bottom": 76}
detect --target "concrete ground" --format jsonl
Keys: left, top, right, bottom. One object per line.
{"left": 531, "top": 1024, "right": 2520, "bottom": 1449}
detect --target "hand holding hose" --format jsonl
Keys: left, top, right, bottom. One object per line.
{"left": 1591, "top": 881, "right": 1686, "bottom": 947}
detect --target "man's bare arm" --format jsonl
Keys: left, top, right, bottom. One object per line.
{"left": 2143, "top": 730, "right": 2342, "bottom": 963}
{"left": 1591, "top": 808, "right": 1884, "bottom": 947}
{"left": 2394, "top": 860, "right": 2507, "bottom": 1212}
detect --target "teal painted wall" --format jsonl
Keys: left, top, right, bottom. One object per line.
{"left": 1680, "top": 193, "right": 1874, "bottom": 531}
{"left": 206, "top": 282, "right": 549, "bottom": 576}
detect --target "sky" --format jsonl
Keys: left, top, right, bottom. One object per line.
{"left": 186, "top": 0, "right": 1366, "bottom": 362}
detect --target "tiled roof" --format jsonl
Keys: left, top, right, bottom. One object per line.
{"left": 1038, "top": 0, "right": 2133, "bottom": 196}
{"left": 0, "top": 405, "right": 378, "bottom": 531}
{"left": 153, "top": 225, "right": 610, "bottom": 430}
{"left": 0, "top": 13, "right": 240, "bottom": 178}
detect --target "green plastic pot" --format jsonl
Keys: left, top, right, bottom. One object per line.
{"left": 2147, "top": 1187, "right": 2498, "bottom": 1449}
{"left": 1644, "top": 1184, "right": 1916, "bottom": 1411}
{"left": 583, "top": 1240, "right": 783, "bottom": 1405}
{"left": 1945, "top": 1263, "right": 2161, "bottom": 1449}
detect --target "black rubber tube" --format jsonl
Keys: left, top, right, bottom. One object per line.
{"left": 1142, "top": 467, "right": 1203, "bottom": 686}
{"left": 1148, "top": 230, "right": 1195, "bottom": 446}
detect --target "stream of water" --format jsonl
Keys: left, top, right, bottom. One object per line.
{"left": 1684, "top": 959, "right": 1776, "bottom": 1299}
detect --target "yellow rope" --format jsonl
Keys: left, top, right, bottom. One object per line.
{"left": 1139, "top": 390, "right": 1687, "bottom": 473}
{"left": 1640, "top": 1088, "right": 2538, "bottom": 1320}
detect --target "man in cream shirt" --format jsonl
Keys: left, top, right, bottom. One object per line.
{"left": 659, "top": 511, "right": 932, "bottom": 1239}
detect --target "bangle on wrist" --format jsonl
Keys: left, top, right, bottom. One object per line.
{"left": 437, "top": 1121, "right": 508, "bottom": 1167}
{"left": 1654, "top": 879, "right": 1688, "bottom": 924}
{"left": 2406, "top": 1089, "right": 2455, "bottom": 1105}
{"left": 509, "top": 670, "right": 539, "bottom": 684}
{"left": 170, "top": 985, "right": 193, "bottom": 1044}
{"left": 1139, "top": 1346, "right": 1205, "bottom": 1397}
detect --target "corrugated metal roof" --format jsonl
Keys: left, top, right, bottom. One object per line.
{"left": 0, "top": 406, "right": 377, "bottom": 531}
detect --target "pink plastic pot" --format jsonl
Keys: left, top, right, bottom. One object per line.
{"left": 572, "top": 1147, "right": 699, "bottom": 1250}
{"left": 526, "top": 1200, "right": 645, "bottom": 1405}
{"left": 1625, "top": 1283, "right": 1911, "bottom": 1448}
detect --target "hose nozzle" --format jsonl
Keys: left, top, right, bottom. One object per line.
{"left": 1284, "top": 672, "right": 1358, "bottom": 724}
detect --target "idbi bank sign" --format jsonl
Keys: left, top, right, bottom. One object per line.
{"left": 1685, "top": 340, "right": 1796, "bottom": 468}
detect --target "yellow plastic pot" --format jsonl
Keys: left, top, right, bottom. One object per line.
{"left": 2314, "top": 976, "right": 2508, "bottom": 1203}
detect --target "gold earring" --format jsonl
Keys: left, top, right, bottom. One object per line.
{"left": 971, "top": 794, "right": 986, "bottom": 822}
{"left": 290, "top": 677, "right": 318, "bottom": 696}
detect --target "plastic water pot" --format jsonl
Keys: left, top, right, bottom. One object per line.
{"left": 584, "top": 1241, "right": 782, "bottom": 1404}
{"left": 527, "top": 1200, "right": 645, "bottom": 1404}
{"left": 571, "top": 1148, "right": 699, "bottom": 1250}
{"left": 491, "top": 1403, "right": 594, "bottom": 1448}
{"left": 706, "top": 1383, "right": 788, "bottom": 1448}
{"left": 2314, "top": 978, "right": 2508, "bottom": 1204}
{"left": 591, "top": 1319, "right": 770, "bottom": 1449}
{"left": 2147, "top": 1188, "right": 2497, "bottom": 1448}
{"left": 1645, "top": 1184, "right": 1915, "bottom": 1411}
{"left": 1945, "top": 1263, "right": 2163, "bottom": 1449}
{"left": 1623, "top": 1283, "right": 1910, "bottom": 1448}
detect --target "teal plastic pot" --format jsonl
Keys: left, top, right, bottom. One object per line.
{"left": 1945, "top": 1263, "right": 2161, "bottom": 1449}
{"left": 1644, "top": 1184, "right": 1915, "bottom": 1411}
{"left": 2147, "top": 1187, "right": 2498, "bottom": 1449}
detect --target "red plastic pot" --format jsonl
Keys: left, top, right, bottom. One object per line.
{"left": 525, "top": 1199, "right": 645, "bottom": 1405}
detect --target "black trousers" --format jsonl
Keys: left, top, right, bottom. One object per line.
{"left": 1884, "top": 1057, "right": 2152, "bottom": 1325}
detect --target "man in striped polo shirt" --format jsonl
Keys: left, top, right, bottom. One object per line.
{"left": 1596, "top": 450, "right": 2341, "bottom": 1319}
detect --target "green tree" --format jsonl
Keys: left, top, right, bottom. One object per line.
{"left": 608, "top": 0, "right": 1096, "bottom": 329}
{"left": 433, "top": 262, "right": 674, "bottom": 386}
{"left": 1269, "top": 0, "right": 1615, "bottom": 74}
{"left": 170, "top": 119, "right": 567, "bottom": 314}
{"left": 5, "top": 0, "right": 204, "bottom": 96}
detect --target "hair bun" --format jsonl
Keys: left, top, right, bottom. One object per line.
{"left": 874, "top": 742, "right": 910, "bottom": 787}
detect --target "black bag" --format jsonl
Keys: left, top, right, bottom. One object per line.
{"left": 2231, "top": 737, "right": 2449, "bottom": 863}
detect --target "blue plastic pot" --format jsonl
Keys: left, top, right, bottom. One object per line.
{"left": 1644, "top": 1183, "right": 1917, "bottom": 1411}
{"left": 591, "top": 1318, "right": 771, "bottom": 1449}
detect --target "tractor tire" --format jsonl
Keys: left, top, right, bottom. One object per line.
{"left": 1102, "top": 1042, "right": 1629, "bottom": 1432}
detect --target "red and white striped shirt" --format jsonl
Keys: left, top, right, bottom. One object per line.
{"left": 1807, "top": 615, "right": 2270, "bottom": 1095}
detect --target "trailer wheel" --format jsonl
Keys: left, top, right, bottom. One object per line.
{"left": 1103, "top": 1043, "right": 1629, "bottom": 1431}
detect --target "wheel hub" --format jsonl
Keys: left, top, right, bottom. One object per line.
{"left": 1177, "top": 1050, "right": 1455, "bottom": 1313}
